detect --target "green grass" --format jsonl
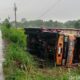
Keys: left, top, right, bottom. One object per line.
{"left": 2, "top": 26, "right": 32, "bottom": 80}
{"left": 2, "top": 25, "right": 80, "bottom": 80}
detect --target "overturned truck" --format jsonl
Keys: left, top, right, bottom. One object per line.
{"left": 24, "top": 28, "right": 80, "bottom": 67}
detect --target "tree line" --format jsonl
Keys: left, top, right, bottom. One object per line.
{"left": 2, "top": 18, "right": 80, "bottom": 29}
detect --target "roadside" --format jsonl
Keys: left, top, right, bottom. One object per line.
{"left": 0, "top": 30, "right": 4, "bottom": 80}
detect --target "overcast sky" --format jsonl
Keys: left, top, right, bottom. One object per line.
{"left": 0, "top": 0, "right": 80, "bottom": 22}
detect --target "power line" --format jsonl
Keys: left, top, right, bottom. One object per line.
{"left": 38, "top": 0, "right": 62, "bottom": 18}
{"left": 38, "top": 0, "right": 63, "bottom": 19}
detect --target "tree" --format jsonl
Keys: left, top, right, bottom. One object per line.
{"left": 74, "top": 20, "right": 80, "bottom": 29}
{"left": 44, "top": 20, "right": 53, "bottom": 27}
{"left": 3, "top": 18, "right": 11, "bottom": 28}
{"left": 21, "top": 18, "right": 27, "bottom": 23}
{"left": 21, "top": 18, "right": 28, "bottom": 27}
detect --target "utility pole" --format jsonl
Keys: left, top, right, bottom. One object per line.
{"left": 14, "top": 3, "right": 17, "bottom": 28}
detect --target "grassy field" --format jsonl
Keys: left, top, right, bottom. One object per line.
{"left": 1, "top": 25, "right": 80, "bottom": 80}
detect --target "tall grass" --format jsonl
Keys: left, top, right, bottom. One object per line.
{"left": 2, "top": 26, "right": 35, "bottom": 80}
{"left": 2, "top": 25, "right": 80, "bottom": 80}
{"left": 2, "top": 27, "right": 26, "bottom": 48}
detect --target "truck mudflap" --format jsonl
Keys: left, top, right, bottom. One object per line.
{"left": 56, "top": 34, "right": 64, "bottom": 65}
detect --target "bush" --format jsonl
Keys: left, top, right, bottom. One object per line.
{"left": 2, "top": 26, "right": 35, "bottom": 80}
{"left": 2, "top": 27, "right": 26, "bottom": 48}
{"left": 1, "top": 26, "right": 10, "bottom": 39}
{"left": 2, "top": 28, "right": 35, "bottom": 80}
{"left": 9, "top": 28, "right": 26, "bottom": 48}
{"left": 4, "top": 43, "right": 34, "bottom": 70}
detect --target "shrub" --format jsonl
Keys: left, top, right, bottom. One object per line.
{"left": 9, "top": 28, "right": 26, "bottom": 48}
{"left": 1, "top": 26, "right": 10, "bottom": 39}
{"left": 2, "top": 26, "right": 26, "bottom": 48}
{"left": 3, "top": 43, "right": 35, "bottom": 80}
{"left": 2, "top": 26, "right": 35, "bottom": 80}
{"left": 4, "top": 43, "right": 34, "bottom": 69}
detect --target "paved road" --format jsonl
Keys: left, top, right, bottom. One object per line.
{"left": 0, "top": 30, "right": 4, "bottom": 80}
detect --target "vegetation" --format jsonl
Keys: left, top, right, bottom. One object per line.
{"left": 2, "top": 23, "right": 55, "bottom": 80}
{"left": 2, "top": 20, "right": 80, "bottom": 80}
{"left": 2, "top": 24, "right": 35, "bottom": 80}
{"left": 2, "top": 18, "right": 80, "bottom": 28}
{"left": 10, "top": 19, "right": 80, "bottom": 28}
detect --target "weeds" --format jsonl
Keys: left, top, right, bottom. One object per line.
{"left": 2, "top": 25, "right": 80, "bottom": 80}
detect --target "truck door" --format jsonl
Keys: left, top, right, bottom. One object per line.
{"left": 56, "top": 34, "right": 64, "bottom": 65}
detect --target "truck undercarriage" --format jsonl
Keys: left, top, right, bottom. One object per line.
{"left": 24, "top": 28, "right": 80, "bottom": 67}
